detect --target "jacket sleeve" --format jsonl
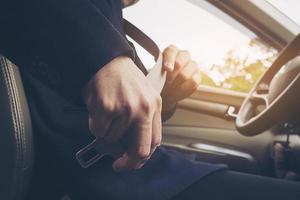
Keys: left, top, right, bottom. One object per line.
{"left": 0, "top": 0, "right": 134, "bottom": 102}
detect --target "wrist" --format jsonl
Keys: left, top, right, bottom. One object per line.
{"left": 161, "top": 99, "right": 177, "bottom": 121}
{"left": 162, "top": 101, "right": 176, "bottom": 113}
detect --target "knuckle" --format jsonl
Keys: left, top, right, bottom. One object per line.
{"left": 179, "top": 70, "right": 189, "bottom": 81}
{"left": 123, "top": 103, "right": 134, "bottom": 116}
{"left": 175, "top": 51, "right": 190, "bottom": 67}
{"left": 151, "top": 136, "right": 162, "bottom": 148}
{"left": 95, "top": 96, "right": 105, "bottom": 107}
{"left": 174, "top": 61, "right": 183, "bottom": 70}
{"left": 103, "top": 101, "right": 115, "bottom": 113}
{"left": 155, "top": 95, "right": 162, "bottom": 108}
{"left": 140, "top": 98, "right": 152, "bottom": 114}
{"left": 175, "top": 59, "right": 184, "bottom": 68}
{"left": 136, "top": 148, "right": 150, "bottom": 159}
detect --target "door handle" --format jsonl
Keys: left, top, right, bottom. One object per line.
{"left": 226, "top": 106, "right": 238, "bottom": 120}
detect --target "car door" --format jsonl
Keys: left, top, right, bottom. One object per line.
{"left": 124, "top": 0, "right": 298, "bottom": 175}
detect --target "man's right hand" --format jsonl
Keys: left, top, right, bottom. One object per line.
{"left": 83, "top": 56, "right": 162, "bottom": 172}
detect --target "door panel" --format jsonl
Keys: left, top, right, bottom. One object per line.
{"left": 190, "top": 85, "right": 246, "bottom": 107}
{"left": 162, "top": 86, "right": 274, "bottom": 174}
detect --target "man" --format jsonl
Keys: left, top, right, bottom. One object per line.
{"left": 0, "top": 0, "right": 299, "bottom": 199}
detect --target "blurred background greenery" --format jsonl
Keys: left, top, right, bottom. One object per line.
{"left": 200, "top": 38, "right": 277, "bottom": 93}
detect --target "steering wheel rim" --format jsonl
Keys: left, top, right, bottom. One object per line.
{"left": 236, "top": 34, "right": 300, "bottom": 136}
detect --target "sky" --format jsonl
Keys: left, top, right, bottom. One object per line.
{"left": 123, "top": 0, "right": 253, "bottom": 71}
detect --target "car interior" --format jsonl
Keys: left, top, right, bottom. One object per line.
{"left": 1, "top": 0, "right": 300, "bottom": 199}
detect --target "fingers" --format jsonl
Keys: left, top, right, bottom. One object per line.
{"left": 112, "top": 95, "right": 162, "bottom": 172}
{"left": 163, "top": 46, "right": 192, "bottom": 85}
{"left": 103, "top": 116, "right": 129, "bottom": 143}
{"left": 136, "top": 99, "right": 163, "bottom": 169}
{"left": 176, "top": 72, "right": 201, "bottom": 98}
{"left": 172, "top": 60, "right": 198, "bottom": 88}
{"left": 113, "top": 116, "right": 152, "bottom": 171}
{"left": 149, "top": 106, "right": 162, "bottom": 156}
{"left": 163, "top": 45, "right": 178, "bottom": 72}
{"left": 168, "top": 51, "right": 191, "bottom": 85}
{"left": 151, "top": 106, "right": 162, "bottom": 148}
{"left": 161, "top": 45, "right": 200, "bottom": 103}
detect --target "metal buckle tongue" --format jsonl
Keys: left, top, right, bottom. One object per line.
{"left": 76, "top": 137, "right": 126, "bottom": 168}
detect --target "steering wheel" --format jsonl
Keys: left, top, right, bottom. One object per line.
{"left": 236, "top": 34, "right": 300, "bottom": 136}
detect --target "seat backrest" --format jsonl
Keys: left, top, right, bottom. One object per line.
{"left": 0, "top": 55, "right": 34, "bottom": 200}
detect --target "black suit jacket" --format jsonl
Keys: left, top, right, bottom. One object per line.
{"left": 0, "top": 0, "right": 135, "bottom": 103}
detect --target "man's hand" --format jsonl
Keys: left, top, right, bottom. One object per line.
{"left": 83, "top": 56, "right": 162, "bottom": 172}
{"left": 161, "top": 45, "right": 201, "bottom": 117}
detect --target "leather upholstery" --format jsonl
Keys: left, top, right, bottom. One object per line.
{"left": 0, "top": 55, "right": 34, "bottom": 200}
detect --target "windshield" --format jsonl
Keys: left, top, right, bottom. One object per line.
{"left": 267, "top": 0, "right": 300, "bottom": 26}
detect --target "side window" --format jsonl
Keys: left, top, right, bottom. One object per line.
{"left": 123, "top": 0, "right": 278, "bottom": 93}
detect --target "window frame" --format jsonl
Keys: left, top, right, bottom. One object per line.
{"left": 195, "top": 0, "right": 300, "bottom": 50}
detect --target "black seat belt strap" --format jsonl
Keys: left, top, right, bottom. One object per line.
{"left": 123, "top": 19, "right": 160, "bottom": 61}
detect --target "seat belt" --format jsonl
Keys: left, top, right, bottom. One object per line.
{"left": 123, "top": 19, "right": 160, "bottom": 61}
{"left": 76, "top": 19, "right": 166, "bottom": 168}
